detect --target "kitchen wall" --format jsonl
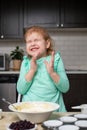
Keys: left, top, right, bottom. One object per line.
{"left": 50, "top": 30, "right": 87, "bottom": 70}
{"left": 0, "top": 30, "right": 87, "bottom": 70}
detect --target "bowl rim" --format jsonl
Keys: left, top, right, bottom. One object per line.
{"left": 8, "top": 101, "right": 60, "bottom": 114}
{"left": 58, "top": 124, "right": 80, "bottom": 130}
{"left": 42, "top": 119, "right": 63, "bottom": 129}
{"left": 59, "top": 116, "right": 77, "bottom": 123}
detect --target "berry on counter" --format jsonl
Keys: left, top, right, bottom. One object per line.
{"left": 9, "top": 120, "right": 35, "bottom": 130}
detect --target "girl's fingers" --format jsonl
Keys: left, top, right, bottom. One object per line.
{"left": 32, "top": 52, "right": 39, "bottom": 61}
{"left": 50, "top": 51, "right": 55, "bottom": 67}
{"left": 44, "top": 60, "right": 48, "bottom": 66}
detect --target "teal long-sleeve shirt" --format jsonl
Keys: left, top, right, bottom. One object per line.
{"left": 17, "top": 52, "right": 70, "bottom": 112}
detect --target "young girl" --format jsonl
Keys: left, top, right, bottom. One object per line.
{"left": 17, "top": 26, "right": 69, "bottom": 112}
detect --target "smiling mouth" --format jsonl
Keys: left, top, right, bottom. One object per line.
{"left": 31, "top": 47, "right": 39, "bottom": 51}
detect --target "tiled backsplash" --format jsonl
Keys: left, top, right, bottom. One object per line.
{"left": 0, "top": 30, "right": 87, "bottom": 70}
{"left": 50, "top": 31, "right": 87, "bottom": 70}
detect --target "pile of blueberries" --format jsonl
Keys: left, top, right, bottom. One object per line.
{"left": 9, "top": 120, "right": 35, "bottom": 130}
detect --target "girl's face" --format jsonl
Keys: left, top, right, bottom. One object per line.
{"left": 25, "top": 32, "right": 50, "bottom": 58}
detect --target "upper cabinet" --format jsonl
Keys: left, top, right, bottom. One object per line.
{"left": 24, "top": 0, "right": 60, "bottom": 28}
{"left": 0, "top": 0, "right": 87, "bottom": 39}
{"left": 0, "top": 0, "right": 23, "bottom": 39}
{"left": 61, "top": 0, "right": 87, "bottom": 28}
{"left": 24, "top": 0, "right": 87, "bottom": 28}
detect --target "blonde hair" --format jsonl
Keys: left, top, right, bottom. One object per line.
{"left": 24, "top": 26, "right": 55, "bottom": 55}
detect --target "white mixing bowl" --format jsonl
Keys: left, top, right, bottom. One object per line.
{"left": 8, "top": 101, "right": 60, "bottom": 123}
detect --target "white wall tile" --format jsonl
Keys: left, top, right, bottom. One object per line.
{"left": 0, "top": 31, "right": 87, "bottom": 70}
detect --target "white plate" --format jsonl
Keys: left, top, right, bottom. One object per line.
{"left": 59, "top": 125, "right": 80, "bottom": 130}
{"left": 74, "top": 113, "right": 87, "bottom": 119}
{"left": 60, "top": 116, "right": 77, "bottom": 123}
{"left": 42, "top": 120, "right": 63, "bottom": 128}
{"left": 75, "top": 120, "right": 87, "bottom": 128}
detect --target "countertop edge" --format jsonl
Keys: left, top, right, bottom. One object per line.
{"left": 0, "top": 70, "right": 87, "bottom": 74}
{"left": 0, "top": 71, "right": 19, "bottom": 74}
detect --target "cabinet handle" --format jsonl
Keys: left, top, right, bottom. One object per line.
{"left": 61, "top": 24, "right": 63, "bottom": 27}
{"left": 1, "top": 35, "right": 4, "bottom": 39}
{"left": 57, "top": 24, "right": 59, "bottom": 27}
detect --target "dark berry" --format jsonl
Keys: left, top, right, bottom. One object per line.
{"left": 9, "top": 120, "right": 35, "bottom": 130}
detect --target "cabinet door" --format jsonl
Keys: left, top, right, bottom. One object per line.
{"left": 0, "top": 0, "right": 23, "bottom": 39}
{"left": 0, "top": 0, "right": 1, "bottom": 36}
{"left": 63, "top": 74, "right": 87, "bottom": 111}
{"left": 24, "top": 0, "right": 60, "bottom": 28}
{"left": 0, "top": 83, "right": 16, "bottom": 111}
{"left": 61, "top": 0, "right": 87, "bottom": 28}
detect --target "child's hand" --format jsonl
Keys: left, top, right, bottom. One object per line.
{"left": 30, "top": 54, "right": 38, "bottom": 72}
{"left": 30, "top": 51, "right": 41, "bottom": 72}
{"left": 44, "top": 51, "right": 55, "bottom": 74}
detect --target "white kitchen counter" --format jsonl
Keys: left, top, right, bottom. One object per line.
{"left": 0, "top": 112, "right": 80, "bottom": 130}
{"left": 0, "top": 70, "right": 87, "bottom": 75}
{"left": 0, "top": 70, "right": 87, "bottom": 74}
{"left": 0, "top": 71, "right": 19, "bottom": 75}
{"left": 66, "top": 70, "right": 87, "bottom": 74}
